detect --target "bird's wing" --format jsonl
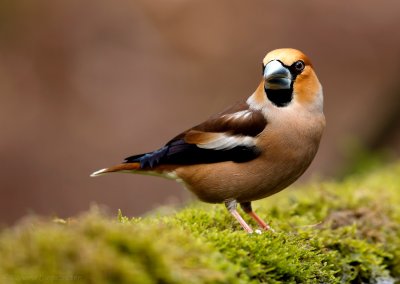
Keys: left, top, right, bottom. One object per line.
{"left": 124, "top": 101, "right": 267, "bottom": 168}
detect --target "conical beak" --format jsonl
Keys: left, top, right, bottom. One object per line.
{"left": 263, "top": 60, "right": 292, "bottom": 90}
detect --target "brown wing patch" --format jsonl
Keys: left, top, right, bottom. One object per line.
{"left": 193, "top": 103, "right": 267, "bottom": 136}
{"left": 184, "top": 130, "right": 221, "bottom": 145}
{"left": 167, "top": 101, "right": 267, "bottom": 145}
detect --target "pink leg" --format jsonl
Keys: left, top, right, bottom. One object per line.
{"left": 230, "top": 209, "right": 254, "bottom": 233}
{"left": 248, "top": 211, "right": 272, "bottom": 231}
{"left": 241, "top": 202, "right": 273, "bottom": 231}
{"left": 225, "top": 200, "right": 253, "bottom": 233}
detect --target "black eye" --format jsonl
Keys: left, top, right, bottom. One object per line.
{"left": 293, "top": 60, "right": 305, "bottom": 73}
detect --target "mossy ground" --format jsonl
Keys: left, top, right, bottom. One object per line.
{"left": 0, "top": 163, "right": 399, "bottom": 283}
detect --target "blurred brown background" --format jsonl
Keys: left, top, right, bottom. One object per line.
{"left": 1, "top": 0, "right": 400, "bottom": 224}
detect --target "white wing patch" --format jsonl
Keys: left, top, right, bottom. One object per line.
{"left": 196, "top": 133, "right": 255, "bottom": 150}
{"left": 222, "top": 110, "right": 253, "bottom": 121}
{"left": 191, "top": 110, "right": 259, "bottom": 150}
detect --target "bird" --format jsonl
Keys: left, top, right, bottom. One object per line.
{"left": 91, "top": 48, "right": 325, "bottom": 233}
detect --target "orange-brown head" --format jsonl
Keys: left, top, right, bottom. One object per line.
{"left": 261, "top": 48, "right": 322, "bottom": 111}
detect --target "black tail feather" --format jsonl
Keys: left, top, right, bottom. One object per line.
{"left": 124, "top": 146, "right": 169, "bottom": 168}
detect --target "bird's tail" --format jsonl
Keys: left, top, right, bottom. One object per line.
{"left": 90, "top": 163, "right": 141, "bottom": 177}
{"left": 90, "top": 146, "right": 169, "bottom": 177}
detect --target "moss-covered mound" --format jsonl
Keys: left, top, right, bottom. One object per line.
{"left": 0, "top": 163, "right": 399, "bottom": 283}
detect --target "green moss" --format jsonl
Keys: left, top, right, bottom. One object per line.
{"left": 0, "top": 162, "right": 400, "bottom": 283}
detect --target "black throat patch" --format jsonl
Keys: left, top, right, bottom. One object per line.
{"left": 265, "top": 88, "right": 293, "bottom": 107}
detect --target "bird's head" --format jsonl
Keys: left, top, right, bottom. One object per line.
{"left": 261, "top": 48, "right": 322, "bottom": 110}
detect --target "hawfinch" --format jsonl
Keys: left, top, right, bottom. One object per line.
{"left": 91, "top": 48, "right": 325, "bottom": 233}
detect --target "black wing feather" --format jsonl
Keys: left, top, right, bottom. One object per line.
{"left": 124, "top": 139, "right": 260, "bottom": 169}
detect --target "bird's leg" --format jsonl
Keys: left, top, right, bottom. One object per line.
{"left": 240, "top": 202, "right": 272, "bottom": 231}
{"left": 225, "top": 199, "right": 253, "bottom": 233}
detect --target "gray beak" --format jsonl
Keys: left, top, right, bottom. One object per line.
{"left": 263, "top": 60, "right": 292, "bottom": 90}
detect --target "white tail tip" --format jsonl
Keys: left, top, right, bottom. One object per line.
{"left": 90, "top": 168, "right": 108, "bottom": 177}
